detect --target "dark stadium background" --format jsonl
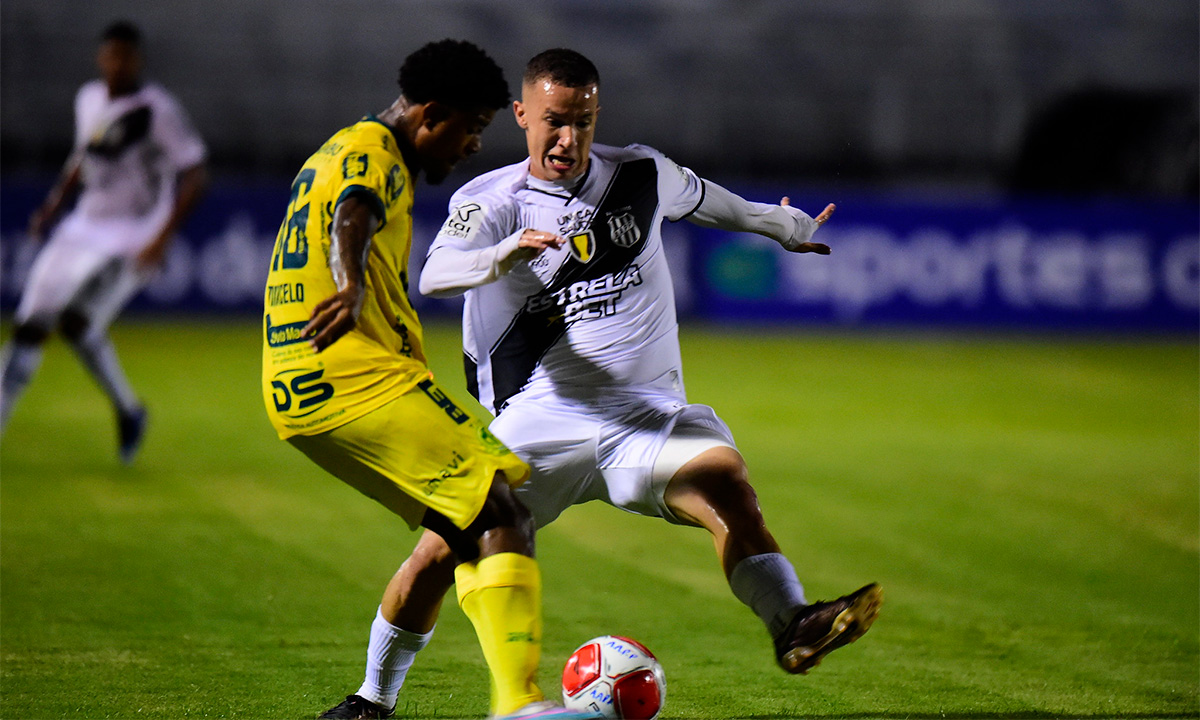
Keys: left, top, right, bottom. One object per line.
{"left": 1, "top": 0, "right": 1196, "bottom": 331}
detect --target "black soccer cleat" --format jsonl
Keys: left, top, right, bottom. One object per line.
{"left": 774, "top": 582, "right": 882, "bottom": 674}
{"left": 117, "top": 405, "right": 147, "bottom": 465}
{"left": 318, "top": 694, "right": 394, "bottom": 719}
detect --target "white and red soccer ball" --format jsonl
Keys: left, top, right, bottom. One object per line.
{"left": 561, "top": 635, "right": 666, "bottom": 719}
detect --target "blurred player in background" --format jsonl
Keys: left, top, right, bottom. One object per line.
{"left": 322, "top": 48, "right": 881, "bottom": 718}
{"left": 0, "top": 20, "right": 208, "bottom": 463}
{"left": 262, "top": 40, "right": 597, "bottom": 720}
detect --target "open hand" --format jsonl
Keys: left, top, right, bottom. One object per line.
{"left": 779, "top": 197, "right": 835, "bottom": 254}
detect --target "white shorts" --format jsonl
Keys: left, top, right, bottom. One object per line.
{"left": 16, "top": 214, "right": 154, "bottom": 332}
{"left": 491, "top": 385, "right": 737, "bottom": 528}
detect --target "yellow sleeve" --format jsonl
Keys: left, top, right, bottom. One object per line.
{"left": 332, "top": 146, "right": 407, "bottom": 229}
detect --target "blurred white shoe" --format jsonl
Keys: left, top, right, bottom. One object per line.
{"left": 492, "top": 700, "right": 601, "bottom": 719}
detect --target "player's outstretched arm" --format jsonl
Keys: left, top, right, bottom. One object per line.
{"left": 420, "top": 228, "right": 563, "bottom": 298}
{"left": 303, "top": 195, "right": 379, "bottom": 352}
{"left": 687, "top": 179, "right": 835, "bottom": 254}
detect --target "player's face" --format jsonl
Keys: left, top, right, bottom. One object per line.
{"left": 97, "top": 40, "right": 141, "bottom": 97}
{"left": 417, "top": 106, "right": 496, "bottom": 185}
{"left": 515, "top": 80, "right": 599, "bottom": 182}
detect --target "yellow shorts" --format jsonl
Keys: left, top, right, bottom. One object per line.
{"left": 288, "top": 376, "right": 530, "bottom": 530}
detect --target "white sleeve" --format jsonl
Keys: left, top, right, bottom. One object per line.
{"left": 419, "top": 196, "right": 524, "bottom": 298}
{"left": 153, "top": 92, "right": 207, "bottom": 171}
{"left": 420, "top": 233, "right": 525, "bottom": 298}
{"left": 72, "top": 86, "right": 91, "bottom": 151}
{"left": 687, "top": 179, "right": 822, "bottom": 251}
{"left": 629, "top": 144, "right": 705, "bottom": 221}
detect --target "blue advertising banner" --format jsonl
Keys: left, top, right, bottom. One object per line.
{"left": 691, "top": 194, "right": 1199, "bottom": 330}
{"left": 2, "top": 179, "right": 1196, "bottom": 331}
{"left": 0, "top": 179, "right": 469, "bottom": 317}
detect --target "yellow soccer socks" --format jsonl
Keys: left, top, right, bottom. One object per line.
{"left": 456, "top": 552, "right": 544, "bottom": 715}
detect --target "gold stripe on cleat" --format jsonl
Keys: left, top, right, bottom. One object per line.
{"left": 783, "top": 584, "right": 882, "bottom": 674}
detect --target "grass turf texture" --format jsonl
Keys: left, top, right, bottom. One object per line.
{"left": 1, "top": 319, "right": 1196, "bottom": 720}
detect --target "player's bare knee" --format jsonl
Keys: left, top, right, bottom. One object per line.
{"left": 675, "top": 467, "right": 762, "bottom": 523}
{"left": 712, "top": 450, "right": 751, "bottom": 485}
{"left": 410, "top": 551, "right": 457, "bottom": 588}
{"left": 670, "top": 448, "right": 751, "bottom": 499}
{"left": 493, "top": 483, "right": 536, "bottom": 544}
{"left": 458, "top": 477, "right": 535, "bottom": 558}
{"left": 408, "top": 531, "right": 458, "bottom": 579}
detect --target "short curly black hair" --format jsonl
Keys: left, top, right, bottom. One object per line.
{"left": 523, "top": 48, "right": 600, "bottom": 89}
{"left": 398, "top": 39, "right": 510, "bottom": 112}
{"left": 101, "top": 20, "right": 141, "bottom": 47}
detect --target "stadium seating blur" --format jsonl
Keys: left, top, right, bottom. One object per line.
{"left": 1, "top": 0, "right": 1196, "bottom": 330}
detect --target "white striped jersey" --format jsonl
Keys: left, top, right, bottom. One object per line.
{"left": 426, "top": 143, "right": 706, "bottom": 414}
{"left": 71, "top": 80, "right": 206, "bottom": 239}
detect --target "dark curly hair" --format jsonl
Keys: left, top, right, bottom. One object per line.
{"left": 523, "top": 48, "right": 600, "bottom": 89}
{"left": 398, "top": 39, "right": 510, "bottom": 112}
{"left": 101, "top": 20, "right": 141, "bottom": 47}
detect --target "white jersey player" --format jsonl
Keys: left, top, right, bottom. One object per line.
{"left": 0, "top": 21, "right": 207, "bottom": 462}
{"left": 423, "top": 141, "right": 745, "bottom": 525}
{"left": 318, "top": 48, "right": 880, "bottom": 720}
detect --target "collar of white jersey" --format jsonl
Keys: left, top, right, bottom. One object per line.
{"left": 522, "top": 157, "right": 591, "bottom": 201}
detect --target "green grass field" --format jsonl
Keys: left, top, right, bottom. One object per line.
{"left": 1, "top": 319, "right": 1196, "bottom": 720}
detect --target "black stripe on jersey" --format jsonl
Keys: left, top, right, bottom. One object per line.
{"left": 87, "top": 106, "right": 152, "bottom": 159}
{"left": 464, "top": 351, "right": 479, "bottom": 401}
{"left": 485, "top": 157, "right": 659, "bottom": 413}
{"left": 675, "top": 178, "right": 706, "bottom": 222}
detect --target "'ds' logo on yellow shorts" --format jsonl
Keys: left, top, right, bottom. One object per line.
{"left": 271, "top": 368, "right": 335, "bottom": 419}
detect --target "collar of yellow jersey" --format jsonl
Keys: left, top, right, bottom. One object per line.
{"left": 363, "top": 114, "right": 420, "bottom": 176}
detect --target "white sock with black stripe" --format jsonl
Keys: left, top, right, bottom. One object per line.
{"left": 1, "top": 341, "right": 43, "bottom": 433}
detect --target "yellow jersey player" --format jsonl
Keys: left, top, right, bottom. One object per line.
{"left": 261, "top": 40, "right": 596, "bottom": 720}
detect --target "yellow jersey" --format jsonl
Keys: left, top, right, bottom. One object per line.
{"left": 262, "top": 117, "right": 430, "bottom": 438}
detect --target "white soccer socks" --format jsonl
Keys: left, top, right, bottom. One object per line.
{"left": 0, "top": 341, "right": 42, "bottom": 433}
{"left": 69, "top": 333, "right": 140, "bottom": 415}
{"left": 729, "top": 553, "right": 808, "bottom": 637}
{"left": 355, "top": 606, "right": 433, "bottom": 709}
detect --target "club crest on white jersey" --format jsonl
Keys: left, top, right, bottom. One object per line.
{"left": 607, "top": 209, "right": 641, "bottom": 248}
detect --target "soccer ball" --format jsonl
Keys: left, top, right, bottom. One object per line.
{"left": 561, "top": 635, "right": 666, "bottom": 719}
